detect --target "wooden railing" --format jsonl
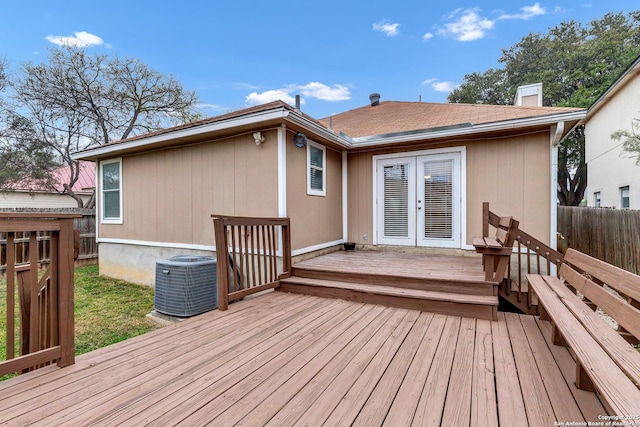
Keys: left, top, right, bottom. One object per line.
{"left": 0, "top": 213, "right": 78, "bottom": 376}
{"left": 1, "top": 210, "right": 97, "bottom": 273}
{"left": 483, "top": 202, "right": 564, "bottom": 309}
{"left": 212, "top": 215, "right": 291, "bottom": 311}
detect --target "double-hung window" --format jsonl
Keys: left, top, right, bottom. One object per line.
{"left": 620, "top": 186, "right": 630, "bottom": 209}
{"left": 307, "top": 141, "right": 326, "bottom": 196}
{"left": 101, "top": 158, "right": 123, "bottom": 223}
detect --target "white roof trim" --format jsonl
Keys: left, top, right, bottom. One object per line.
{"left": 73, "top": 107, "right": 352, "bottom": 160}
{"left": 73, "top": 108, "right": 291, "bottom": 160}
{"left": 73, "top": 104, "right": 586, "bottom": 159}
{"left": 351, "top": 110, "right": 586, "bottom": 148}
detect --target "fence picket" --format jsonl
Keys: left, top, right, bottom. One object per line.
{"left": 558, "top": 207, "right": 640, "bottom": 275}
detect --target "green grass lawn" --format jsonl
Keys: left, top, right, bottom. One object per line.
{"left": 1, "top": 264, "right": 161, "bottom": 378}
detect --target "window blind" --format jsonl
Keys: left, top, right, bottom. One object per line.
{"left": 309, "top": 145, "right": 324, "bottom": 191}
{"left": 383, "top": 164, "right": 409, "bottom": 237}
{"left": 423, "top": 160, "right": 453, "bottom": 239}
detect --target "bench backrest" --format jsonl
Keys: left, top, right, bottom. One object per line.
{"left": 561, "top": 248, "right": 640, "bottom": 341}
{"left": 495, "top": 216, "right": 515, "bottom": 246}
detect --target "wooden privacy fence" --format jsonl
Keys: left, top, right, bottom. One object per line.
{"left": 558, "top": 206, "right": 640, "bottom": 275}
{"left": 0, "top": 212, "right": 78, "bottom": 377}
{"left": 0, "top": 209, "right": 97, "bottom": 273}
{"left": 213, "top": 215, "right": 291, "bottom": 311}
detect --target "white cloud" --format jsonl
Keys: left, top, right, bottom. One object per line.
{"left": 423, "top": 32, "right": 434, "bottom": 41}
{"left": 45, "top": 31, "right": 105, "bottom": 48}
{"left": 245, "top": 90, "right": 298, "bottom": 106}
{"left": 432, "top": 81, "right": 457, "bottom": 92}
{"left": 196, "top": 103, "right": 228, "bottom": 112}
{"left": 373, "top": 22, "right": 400, "bottom": 37}
{"left": 499, "top": 3, "right": 546, "bottom": 20}
{"left": 438, "top": 9, "right": 495, "bottom": 41}
{"left": 233, "top": 82, "right": 259, "bottom": 90}
{"left": 246, "top": 82, "right": 351, "bottom": 107}
{"left": 422, "top": 78, "right": 458, "bottom": 93}
{"left": 293, "top": 82, "right": 351, "bottom": 101}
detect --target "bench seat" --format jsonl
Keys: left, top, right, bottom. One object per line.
{"left": 528, "top": 248, "right": 640, "bottom": 417}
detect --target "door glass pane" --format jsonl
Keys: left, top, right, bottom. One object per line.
{"left": 383, "top": 164, "right": 409, "bottom": 237}
{"left": 423, "top": 160, "right": 453, "bottom": 239}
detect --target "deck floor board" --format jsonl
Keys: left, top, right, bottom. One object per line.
{"left": 0, "top": 292, "right": 606, "bottom": 426}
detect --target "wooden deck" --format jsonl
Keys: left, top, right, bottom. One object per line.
{"left": 292, "top": 250, "right": 487, "bottom": 282}
{"left": 283, "top": 251, "right": 500, "bottom": 320}
{"left": 0, "top": 291, "right": 606, "bottom": 426}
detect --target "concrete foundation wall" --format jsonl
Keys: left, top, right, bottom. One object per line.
{"left": 99, "top": 242, "right": 216, "bottom": 286}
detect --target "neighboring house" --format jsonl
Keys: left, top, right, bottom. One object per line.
{"left": 584, "top": 55, "right": 640, "bottom": 209}
{"left": 74, "top": 97, "right": 585, "bottom": 285}
{"left": 0, "top": 161, "right": 95, "bottom": 209}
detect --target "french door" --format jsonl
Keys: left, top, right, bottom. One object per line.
{"left": 376, "top": 152, "right": 461, "bottom": 248}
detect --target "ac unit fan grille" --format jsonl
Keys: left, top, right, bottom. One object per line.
{"left": 154, "top": 255, "right": 217, "bottom": 317}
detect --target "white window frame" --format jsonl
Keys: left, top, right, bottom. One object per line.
{"left": 594, "top": 191, "right": 601, "bottom": 208}
{"left": 100, "top": 158, "right": 123, "bottom": 224}
{"left": 307, "top": 141, "right": 326, "bottom": 197}
{"left": 620, "top": 185, "right": 630, "bottom": 209}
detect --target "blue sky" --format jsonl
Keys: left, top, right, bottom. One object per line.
{"left": 1, "top": 1, "right": 638, "bottom": 119}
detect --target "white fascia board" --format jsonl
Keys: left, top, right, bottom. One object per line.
{"left": 351, "top": 110, "right": 587, "bottom": 148}
{"left": 73, "top": 108, "right": 292, "bottom": 160}
{"left": 73, "top": 108, "right": 352, "bottom": 160}
{"left": 285, "top": 112, "right": 352, "bottom": 149}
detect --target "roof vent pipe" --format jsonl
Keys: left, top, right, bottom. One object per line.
{"left": 295, "top": 94, "right": 301, "bottom": 111}
{"left": 369, "top": 93, "right": 381, "bottom": 106}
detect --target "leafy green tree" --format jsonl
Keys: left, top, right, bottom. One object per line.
{"left": 611, "top": 118, "right": 640, "bottom": 164}
{"left": 449, "top": 11, "right": 640, "bottom": 205}
{"left": 4, "top": 46, "right": 200, "bottom": 207}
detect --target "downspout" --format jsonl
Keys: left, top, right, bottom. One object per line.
{"left": 342, "top": 151, "right": 348, "bottom": 242}
{"left": 550, "top": 122, "right": 564, "bottom": 266}
{"left": 277, "top": 125, "right": 287, "bottom": 256}
{"left": 277, "top": 125, "right": 287, "bottom": 218}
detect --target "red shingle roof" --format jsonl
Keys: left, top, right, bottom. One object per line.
{"left": 319, "top": 101, "right": 583, "bottom": 138}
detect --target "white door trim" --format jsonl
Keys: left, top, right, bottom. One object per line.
{"left": 375, "top": 156, "right": 417, "bottom": 246}
{"left": 416, "top": 152, "right": 462, "bottom": 248}
{"left": 372, "top": 147, "right": 466, "bottom": 248}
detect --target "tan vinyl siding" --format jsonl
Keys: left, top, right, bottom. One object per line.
{"left": 466, "top": 132, "right": 550, "bottom": 245}
{"left": 100, "top": 132, "right": 279, "bottom": 246}
{"left": 347, "top": 131, "right": 551, "bottom": 247}
{"left": 347, "top": 152, "right": 374, "bottom": 244}
{"left": 286, "top": 139, "right": 343, "bottom": 250}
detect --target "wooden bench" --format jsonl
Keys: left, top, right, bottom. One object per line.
{"left": 528, "top": 248, "right": 640, "bottom": 416}
{"left": 473, "top": 215, "right": 519, "bottom": 283}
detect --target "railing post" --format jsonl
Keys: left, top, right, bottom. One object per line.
{"left": 6, "top": 233, "right": 16, "bottom": 360}
{"left": 281, "top": 218, "right": 291, "bottom": 279}
{"left": 57, "top": 218, "right": 75, "bottom": 367}
{"left": 213, "top": 217, "right": 230, "bottom": 311}
{"left": 482, "top": 202, "right": 489, "bottom": 238}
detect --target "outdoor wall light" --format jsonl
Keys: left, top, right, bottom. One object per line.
{"left": 253, "top": 132, "right": 265, "bottom": 145}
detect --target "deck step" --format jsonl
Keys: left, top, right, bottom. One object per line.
{"left": 498, "top": 279, "right": 539, "bottom": 315}
{"left": 279, "top": 276, "right": 498, "bottom": 321}
{"left": 291, "top": 265, "right": 496, "bottom": 296}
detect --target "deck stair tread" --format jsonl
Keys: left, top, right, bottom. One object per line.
{"left": 291, "top": 266, "right": 496, "bottom": 296}
{"left": 281, "top": 276, "right": 498, "bottom": 306}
